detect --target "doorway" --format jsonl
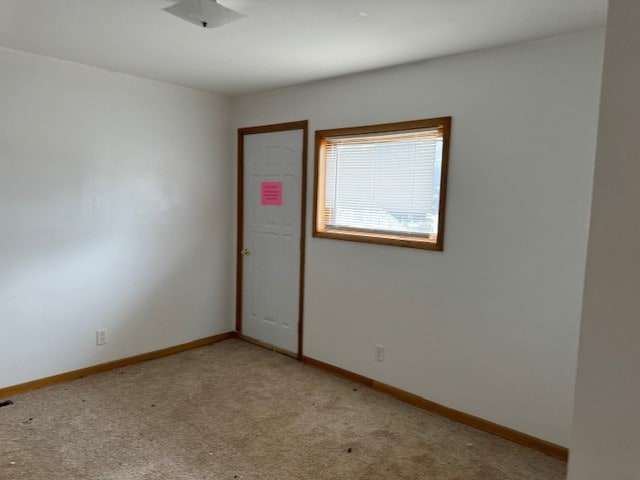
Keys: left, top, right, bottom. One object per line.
{"left": 236, "top": 121, "right": 308, "bottom": 357}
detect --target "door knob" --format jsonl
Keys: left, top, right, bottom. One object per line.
{"left": 241, "top": 248, "right": 251, "bottom": 256}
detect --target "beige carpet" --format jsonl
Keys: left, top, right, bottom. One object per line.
{"left": 0, "top": 339, "right": 566, "bottom": 479}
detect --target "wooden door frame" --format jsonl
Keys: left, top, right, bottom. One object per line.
{"left": 236, "top": 120, "right": 308, "bottom": 359}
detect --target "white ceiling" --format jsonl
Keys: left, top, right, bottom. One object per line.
{"left": 0, "top": 0, "right": 608, "bottom": 96}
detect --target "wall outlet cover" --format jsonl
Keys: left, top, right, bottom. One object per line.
{"left": 96, "top": 329, "right": 107, "bottom": 346}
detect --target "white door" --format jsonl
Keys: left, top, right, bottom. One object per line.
{"left": 241, "top": 128, "right": 304, "bottom": 354}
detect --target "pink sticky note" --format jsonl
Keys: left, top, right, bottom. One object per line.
{"left": 261, "top": 181, "right": 282, "bottom": 206}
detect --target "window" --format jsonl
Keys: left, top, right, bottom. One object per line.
{"left": 314, "top": 117, "right": 451, "bottom": 250}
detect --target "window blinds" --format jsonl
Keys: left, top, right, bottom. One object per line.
{"left": 323, "top": 128, "right": 443, "bottom": 237}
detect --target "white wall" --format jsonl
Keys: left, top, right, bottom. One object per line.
{"left": 569, "top": 1, "right": 640, "bottom": 478}
{"left": 233, "top": 29, "right": 605, "bottom": 447}
{"left": 0, "top": 48, "right": 234, "bottom": 389}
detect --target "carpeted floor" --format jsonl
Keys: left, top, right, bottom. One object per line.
{"left": 0, "top": 339, "right": 566, "bottom": 479}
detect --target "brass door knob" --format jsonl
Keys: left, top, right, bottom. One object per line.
{"left": 241, "top": 248, "right": 251, "bottom": 256}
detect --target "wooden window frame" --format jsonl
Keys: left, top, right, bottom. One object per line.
{"left": 313, "top": 117, "right": 451, "bottom": 251}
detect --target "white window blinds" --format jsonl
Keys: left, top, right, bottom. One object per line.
{"left": 322, "top": 128, "right": 443, "bottom": 237}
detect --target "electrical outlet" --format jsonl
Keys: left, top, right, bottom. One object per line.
{"left": 96, "top": 329, "right": 107, "bottom": 346}
{"left": 374, "top": 344, "right": 385, "bottom": 362}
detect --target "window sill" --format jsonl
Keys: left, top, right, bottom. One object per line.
{"left": 313, "top": 228, "right": 443, "bottom": 251}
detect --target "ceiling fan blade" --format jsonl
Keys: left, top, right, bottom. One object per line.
{"left": 163, "top": 0, "right": 246, "bottom": 28}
